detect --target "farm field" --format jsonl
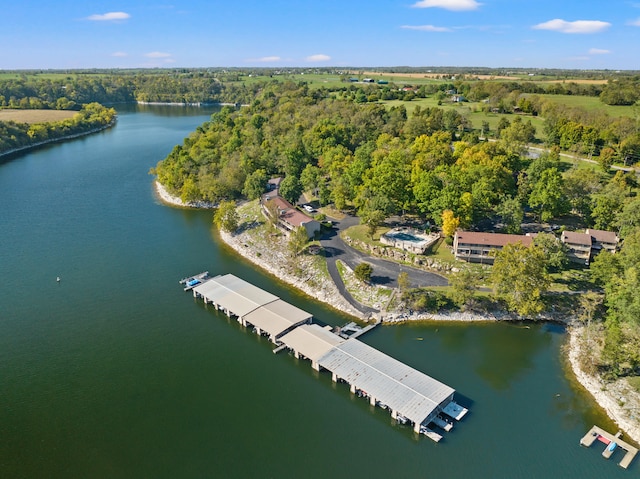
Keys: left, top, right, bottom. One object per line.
{"left": 379, "top": 98, "right": 547, "bottom": 136}
{"left": 0, "top": 109, "right": 77, "bottom": 124}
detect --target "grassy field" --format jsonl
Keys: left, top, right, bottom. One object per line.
{"left": 380, "top": 98, "right": 547, "bottom": 136}
{"left": 0, "top": 109, "right": 77, "bottom": 124}
{"left": 528, "top": 94, "right": 638, "bottom": 118}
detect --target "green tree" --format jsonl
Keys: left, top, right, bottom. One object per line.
{"left": 533, "top": 232, "right": 568, "bottom": 272}
{"left": 288, "top": 226, "right": 309, "bottom": 257}
{"left": 448, "top": 268, "right": 478, "bottom": 310}
{"left": 528, "top": 167, "right": 569, "bottom": 222}
{"left": 213, "top": 200, "right": 239, "bottom": 233}
{"left": 598, "top": 147, "right": 615, "bottom": 173}
{"left": 397, "top": 271, "right": 410, "bottom": 292}
{"left": 562, "top": 167, "right": 603, "bottom": 218}
{"left": 616, "top": 197, "right": 640, "bottom": 239}
{"left": 279, "top": 175, "right": 303, "bottom": 205}
{"left": 490, "top": 242, "right": 549, "bottom": 316}
{"left": 263, "top": 198, "right": 280, "bottom": 231}
{"left": 354, "top": 262, "right": 373, "bottom": 283}
{"left": 361, "top": 208, "right": 386, "bottom": 239}
{"left": 300, "top": 164, "right": 321, "bottom": 194}
{"left": 496, "top": 196, "right": 523, "bottom": 234}
{"left": 242, "top": 169, "right": 268, "bottom": 200}
{"left": 499, "top": 116, "right": 536, "bottom": 155}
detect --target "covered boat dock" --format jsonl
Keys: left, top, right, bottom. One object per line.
{"left": 317, "top": 338, "right": 457, "bottom": 434}
{"left": 192, "top": 274, "right": 312, "bottom": 342}
{"left": 187, "top": 272, "right": 467, "bottom": 441}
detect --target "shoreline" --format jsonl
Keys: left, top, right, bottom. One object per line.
{"left": 567, "top": 326, "right": 640, "bottom": 444}
{"left": 154, "top": 180, "right": 640, "bottom": 444}
{"left": 154, "top": 181, "right": 217, "bottom": 209}
{"left": 0, "top": 120, "right": 115, "bottom": 161}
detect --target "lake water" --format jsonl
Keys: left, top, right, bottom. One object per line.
{"left": 0, "top": 104, "right": 635, "bottom": 478}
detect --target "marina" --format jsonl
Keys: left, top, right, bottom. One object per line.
{"left": 580, "top": 425, "right": 638, "bottom": 469}
{"left": 187, "top": 272, "right": 468, "bottom": 441}
{"left": 2, "top": 104, "right": 634, "bottom": 477}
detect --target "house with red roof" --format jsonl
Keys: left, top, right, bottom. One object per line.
{"left": 453, "top": 231, "right": 533, "bottom": 264}
{"left": 261, "top": 195, "right": 320, "bottom": 239}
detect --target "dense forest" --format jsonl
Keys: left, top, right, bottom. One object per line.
{"left": 1, "top": 69, "right": 639, "bottom": 377}
{"left": 0, "top": 72, "right": 264, "bottom": 108}
{"left": 153, "top": 81, "right": 640, "bottom": 377}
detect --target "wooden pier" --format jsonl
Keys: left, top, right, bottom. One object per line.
{"left": 580, "top": 425, "right": 638, "bottom": 469}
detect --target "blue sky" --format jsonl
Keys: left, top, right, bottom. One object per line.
{"left": 2, "top": 0, "right": 640, "bottom": 70}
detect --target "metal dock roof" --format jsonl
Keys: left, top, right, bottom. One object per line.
{"left": 243, "top": 299, "right": 312, "bottom": 339}
{"left": 278, "top": 324, "right": 345, "bottom": 362}
{"left": 317, "top": 338, "right": 455, "bottom": 426}
{"left": 193, "top": 273, "right": 279, "bottom": 317}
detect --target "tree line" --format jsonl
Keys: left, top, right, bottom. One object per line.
{"left": 0, "top": 103, "right": 116, "bottom": 155}
{"left": 153, "top": 82, "right": 639, "bottom": 234}
{"left": 0, "top": 72, "right": 270, "bottom": 109}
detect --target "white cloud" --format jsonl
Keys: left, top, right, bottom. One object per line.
{"left": 412, "top": 0, "right": 481, "bottom": 11}
{"left": 256, "top": 56, "right": 282, "bottom": 62}
{"left": 628, "top": 17, "right": 640, "bottom": 26}
{"left": 589, "top": 48, "right": 610, "bottom": 54}
{"left": 145, "top": 52, "right": 172, "bottom": 58}
{"left": 305, "top": 54, "right": 331, "bottom": 62}
{"left": 86, "top": 12, "right": 130, "bottom": 21}
{"left": 532, "top": 19, "right": 611, "bottom": 34}
{"left": 402, "top": 24, "right": 452, "bottom": 32}
{"left": 111, "top": 51, "right": 128, "bottom": 57}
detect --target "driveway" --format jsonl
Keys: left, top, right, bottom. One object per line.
{"left": 319, "top": 214, "right": 448, "bottom": 314}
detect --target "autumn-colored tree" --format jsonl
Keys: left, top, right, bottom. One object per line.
{"left": 441, "top": 209, "right": 460, "bottom": 238}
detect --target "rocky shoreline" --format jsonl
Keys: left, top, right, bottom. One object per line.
{"left": 567, "top": 326, "right": 640, "bottom": 444}
{"left": 154, "top": 180, "right": 640, "bottom": 444}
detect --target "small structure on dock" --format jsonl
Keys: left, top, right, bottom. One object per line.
{"left": 580, "top": 425, "right": 638, "bottom": 469}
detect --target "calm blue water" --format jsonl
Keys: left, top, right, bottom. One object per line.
{"left": 0, "top": 104, "right": 635, "bottom": 478}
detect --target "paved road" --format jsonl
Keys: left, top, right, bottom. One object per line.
{"left": 319, "top": 214, "right": 448, "bottom": 314}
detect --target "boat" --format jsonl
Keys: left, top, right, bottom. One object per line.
{"left": 180, "top": 271, "right": 209, "bottom": 291}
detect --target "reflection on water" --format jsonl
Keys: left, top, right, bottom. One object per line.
{"left": 0, "top": 105, "right": 634, "bottom": 478}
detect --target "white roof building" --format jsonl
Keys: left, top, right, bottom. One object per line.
{"left": 317, "top": 338, "right": 455, "bottom": 429}
{"left": 192, "top": 274, "right": 312, "bottom": 341}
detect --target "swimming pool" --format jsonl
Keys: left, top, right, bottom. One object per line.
{"left": 388, "top": 232, "right": 425, "bottom": 243}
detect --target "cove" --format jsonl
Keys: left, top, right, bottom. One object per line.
{"left": 0, "top": 104, "right": 635, "bottom": 478}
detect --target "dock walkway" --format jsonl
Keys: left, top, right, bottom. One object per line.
{"left": 580, "top": 425, "right": 638, "bottom": 469}
{"left": 185, "top": 272, "right": 468, "bottom": 442}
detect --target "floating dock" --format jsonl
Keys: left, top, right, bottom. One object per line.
{"left": 179, "top": 271, "right": 209, "bottom": 291}
{"left": 185, "top": 272, "right": 468, "bottom": 441}
{"left": 580, "top": 425, "right": 638, "bottom": 469}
